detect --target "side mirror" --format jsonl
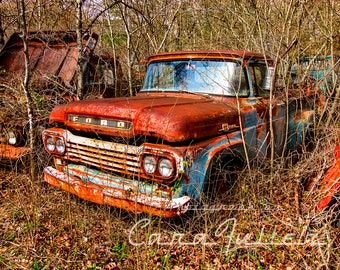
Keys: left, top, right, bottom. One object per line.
{"left": 262, "top": 66, "right": 275, "bottom": 91}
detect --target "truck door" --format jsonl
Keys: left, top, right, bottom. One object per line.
{"left": 249, "top": 64, "right": 286, "bottom": 161}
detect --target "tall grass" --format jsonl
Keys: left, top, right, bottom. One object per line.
{"left": 0, "top": 121, "right": 339, "bottom": 269}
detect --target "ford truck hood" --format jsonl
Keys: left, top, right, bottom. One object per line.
{"left": 49, "top": 93, "right": 241, "bottom": 142}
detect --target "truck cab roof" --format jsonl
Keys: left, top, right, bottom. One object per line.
{"left": 147, "top": 50, "right": 273, "bottom": 64}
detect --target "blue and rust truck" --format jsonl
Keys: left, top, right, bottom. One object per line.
{"left": 42, "top": 50, "right": 320, "bottom": 217}
{"left": 291, "top": 54, "right": 339, "bottom": 97}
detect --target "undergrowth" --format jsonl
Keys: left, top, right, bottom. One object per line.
{"left": 0, "top": 129, "right": 339, "bottom": 269}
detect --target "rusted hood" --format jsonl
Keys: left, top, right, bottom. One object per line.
{"left": 49, "top": 93, "right": 240, "bottom": 142}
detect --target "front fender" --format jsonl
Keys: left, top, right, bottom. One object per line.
{"left": 179, "top": 133, "right": 244, "bottom": 200}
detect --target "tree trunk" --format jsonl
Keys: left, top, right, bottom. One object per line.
{"left": 20, "top": 0, "right": 35, "bottom": 180}
{"left": 0, "top": 0, "right": 4, "bottom": 46}
{"left": 76, "top": 0, "right": 84, "bottom": 100}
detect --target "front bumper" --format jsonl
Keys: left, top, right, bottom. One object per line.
{"left": 44, "top": 166, "right": 191, "bottom": 218}
{"left": 0, "top": 144, "right": 30, "bottom": 160}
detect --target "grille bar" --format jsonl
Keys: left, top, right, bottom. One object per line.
{"left": 64, "top": 130, "right": 142, "bottom": 175}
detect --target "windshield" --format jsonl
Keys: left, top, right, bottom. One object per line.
{"left": 140, "top": 60, "right": 249, "bottom": 96}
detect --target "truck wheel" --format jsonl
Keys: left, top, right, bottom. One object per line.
{"left": 203, "top": 155, "right": 242, "bottom": 204}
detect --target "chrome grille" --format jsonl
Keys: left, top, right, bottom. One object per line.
{"left": 64, "top": 130, "right": 141, "bottom": 175}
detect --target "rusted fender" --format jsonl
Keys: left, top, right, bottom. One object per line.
{"left": 315, "top": 141, "right": 340, "bottom": 211}
{"left": 0, "top": 144, "right": 30, "bottom": 160}
{"left": 180, "top": 132, "right": 245, "bottom": 200}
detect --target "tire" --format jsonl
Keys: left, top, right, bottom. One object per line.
{"left": 203, "top": 154, "right": 242, "bottom": 205}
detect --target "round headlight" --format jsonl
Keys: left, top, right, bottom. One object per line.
{"left": 158, "top": 158, "right": 173, "bottom": 177}
{"left": 46, "top": 137, "right": 55, "bottom": 152}
{"left": 55, "top": 138, "right": 66, "bottom": 154}
{"left": 143, "top": 155, "right": 157, "bottom": 174}
{"left": 8, "top": 131, "right": 17, "bottom": 145}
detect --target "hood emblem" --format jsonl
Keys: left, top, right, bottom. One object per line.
{"left": 68, "top": 114, "right": 132, "bottom": 130}
{"left": 219, "top": 123, "right": 239, "bottom": 133}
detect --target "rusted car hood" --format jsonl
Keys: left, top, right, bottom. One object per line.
{"left": 49, "top": 93, "right": 240, "bottom": 142}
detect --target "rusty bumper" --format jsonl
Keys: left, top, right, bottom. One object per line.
{"left": 44, "top": 166, "right": 191, "bottom": 218}
{"left": 0, "top": 144, "right": 30, "bottom": 160}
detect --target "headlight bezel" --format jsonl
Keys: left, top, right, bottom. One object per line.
{"left": 7, "top": 131, "right": 18, "bottom": 145}
{"left": 141, "top": 153, "right": 176, "bottom": 180}
{"left": 3, "top": 129, "right": 24, "bottom": 146}
{"left": 44, "top": 135, "right": 66, "bottom": 155}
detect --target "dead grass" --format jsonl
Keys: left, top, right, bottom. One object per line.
{"left": 0, "top": 132, "right": 339, "bottom": 269}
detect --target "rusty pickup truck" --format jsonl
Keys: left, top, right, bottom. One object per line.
{"left": 0, "top": 31, "right": 125, "bottom": 161}
{"left": 42, "top": 50, "right": 319, "bottom": 217}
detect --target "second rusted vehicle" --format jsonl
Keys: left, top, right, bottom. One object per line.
{"left": 42, "top": 50, "right": 320, "bottom": 217}
{"left": 291, "top": 54, "right": 339, "bottom": 97}
{"left": 0, "top": 31, "right": 126, "bottom": 162}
